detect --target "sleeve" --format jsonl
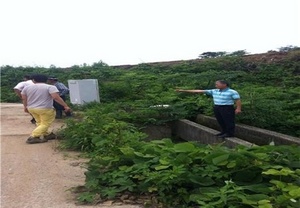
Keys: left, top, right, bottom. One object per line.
{"left": 13, "top": 82, "right": 25, "bottom": 90}
{"left": 232, "top": 91, "right": 240, "bottom": 100}
{"left": 49, "top": 86, "right": 59, "bottom": 94}
{"left": 205, "top": 89, "right": 213, "bottom": 96}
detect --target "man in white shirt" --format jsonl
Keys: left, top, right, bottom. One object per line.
{"left": 21, "top": 74, "right": 71, "bottom": 144}
{"left": 13, "top": 75, "right": 34, "bottom": 98}
{"left": 13, "top": 75, "right": 36, "bottom": 124}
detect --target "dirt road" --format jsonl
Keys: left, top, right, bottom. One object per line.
{"left": 0, "top": 103, "right": 141, "bottom": 208}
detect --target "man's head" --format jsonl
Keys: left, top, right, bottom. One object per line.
{"left": 31, "top": 74, "right": 48, "bottom": 83}
{"left": 215, "top": 80, "right": 230, "bottom": 89}
{"left": 48, "top": 77, "right": 58, "bottom": 84}
{"left": 23, "top": 75, "right": 31, "bottom": 81}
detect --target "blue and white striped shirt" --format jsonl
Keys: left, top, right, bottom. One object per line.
{"left": 205, "top": 88, "right": 240, "bottom": 105}
{"left": 54, "top": 82, "right": 69, "bottom": 96}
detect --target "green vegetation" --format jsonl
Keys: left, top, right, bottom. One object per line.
{"left": 1, "top": 50, "right": 300, "bottom": 207}
{"left": 58, "top": 105, "right": 300, "bottom": 207}
{"left": 1, "top": 50, "right": 299, "bottom": 136}
{"left": 84, "top": 142, "right": 300, "bottom": 207}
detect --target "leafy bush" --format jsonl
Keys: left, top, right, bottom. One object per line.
{"left": 80, "top": 138, "right": 300, "bottom": 207}
{"left": 59, "top": 103, "right": 147, "bottom": 152}
{"left": 57, "top": 102, "right": 300, "bottom": 207}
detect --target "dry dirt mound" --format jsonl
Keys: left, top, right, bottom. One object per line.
{"left": 0, "top": 103, "right": 141, "bottom": 208}
{"left": 113, "top": 51, "right": 291, "bottom": 69}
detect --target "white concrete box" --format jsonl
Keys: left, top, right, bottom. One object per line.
{"left": 68, "top": 79, "right": 100, "bottom": 105}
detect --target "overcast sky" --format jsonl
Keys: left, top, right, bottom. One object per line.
{"left": 0, "top": 0, "right": 299, "bottom": 67}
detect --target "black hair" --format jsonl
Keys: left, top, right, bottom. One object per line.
{"left": 23, "top": 75, "right": 32, "bottom": 80}
{"left": 217, "top": 80, "right": 230, "bottom": 87}
{"left": 31, "top": 74, "right": 48, "bottom": 83}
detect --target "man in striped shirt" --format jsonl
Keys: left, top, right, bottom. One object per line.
{"left": 176, "top": 80, "right": 242, "bottom": 138}
{"left": 48, "top": 77, "right": 72, "bottom": 118}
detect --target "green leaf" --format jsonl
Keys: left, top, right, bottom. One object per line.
{"left": 133, "top": 151, "right": 144, "bottom": 157}
{"left": 77, "top": 192, "right": 95, "bottom": 203}
{"left": 101, "top": 187, "right": 119, "bottom": 199}
{"left": 258, "top": 204, "right": 273, "bottom": 208}
{"left": 174, "top": 142, "right": 196, "bottom": 152}
{"left": 263, "top": 168, "right": 294, "bottom": 176}
{"left": 189, "top": 176, "right": 215, "bottom": 186}
{"left": 134, "top": 151, "right": 155, "bottom": 158}
{"left": 159, "top": 159, "right": 170, "bottom": 165}
{"left": 212, "top": 154, "right": 229, "bottom": 166}
{"left": 174, "top": 153, "right": 192, "bottom": 165}
{"left": 270, "top": 180, "right": 286, "bottom": 189}
{"left": 258, "top": 199, "right": 272, "bottom": 208}
{"left": 227, "top": 161, "right": 236, "bottom": 168}
{"left": 289, "top": 187, "right": 300, "bottom": 197}
{"left": 247, "top": 194, "right": 270, "bottom": 202}
{"left": 155, "top": 165, "right": 170, "bottom": 170}
{"left": 243, "top": 184, "right": 273, "bottom": 194}
{"left": 148, "top": 186, "right": 158, "bottom": 192}
{"left": 119, "top": 147, "right": 135, "bottom": 156}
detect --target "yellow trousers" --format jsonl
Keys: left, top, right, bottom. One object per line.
{"left": 28, "top": 108, "right": 55, "bottom": 137}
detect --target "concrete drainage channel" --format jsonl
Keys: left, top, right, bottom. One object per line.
{"left": 172, "top": 115, "right": 300, "bottom": 148}
{"left": 172, "top": 119, "right": 256, "bottom": 148}
{"left": 143, "top": 114, "right": 300, "bottom": 148}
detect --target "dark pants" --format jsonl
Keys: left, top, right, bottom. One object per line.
{"left": 53, "top": 95, "right": 71, "bottom": 118}
{"left": 213, "top": 105, "right": 235, "bottom": 136}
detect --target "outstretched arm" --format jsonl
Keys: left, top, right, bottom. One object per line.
{"left": 176, "top": 89, "right": 206, "bottom": 93}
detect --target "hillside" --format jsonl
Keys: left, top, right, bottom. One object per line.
{"left": 1, "top": 50, "right": 300, "bottom": 137}
{"left": 112, "top": 51, "right": 293, "bottom": 69}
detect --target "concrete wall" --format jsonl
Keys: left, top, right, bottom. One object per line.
{"left": 141, "top": 123, "right": 172, "bottom": 141}
{"left": 172, "top": 119, "right": 255, "bottom": 148}
{"left": 139, "top": 115, "right": 299, "bottom": 148}
{"left": 195, "top": 114, "right": 300, "bottom": 146}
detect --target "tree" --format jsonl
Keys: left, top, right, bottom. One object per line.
{"left": 198, "top": 51, "right": 227, "bottom": 59}
{"left": 227, "top": 50, "right": 248, "bottom": 57}
{"left": 278, "top": 45, "right": 300, "bottom": 52}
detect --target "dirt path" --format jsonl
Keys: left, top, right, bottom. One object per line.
{"left": 0, "top": 103, "right": 141, "bottom": 208}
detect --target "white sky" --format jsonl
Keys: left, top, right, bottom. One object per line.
{"left": 0, "top": 0, "right": 299, "bottom": 67}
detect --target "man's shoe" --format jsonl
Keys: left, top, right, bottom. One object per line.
{"left": 217, "top": 133, "right": 234, "bottom": 138}
{"left": 215, "top": 132, "right": 225, "bottom": 136}
{"left": 26, "top": 136, "right": 48, "bottom": 144}
{"left": 216, "top": 134, "right": 226, "bottom": 138}
{"left": 30, "top": 118, "right": 36, "bottom": 124}
{"left": 45, "top": 132, "right": 57, "bottom": 140}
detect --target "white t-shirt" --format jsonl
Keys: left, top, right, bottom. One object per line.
{"left": 13, "top": 80, "right": 34, "bottom": 91}
{"left": 21, "top": 83, "right": 59, "bottom": 109}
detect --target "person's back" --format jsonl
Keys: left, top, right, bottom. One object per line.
{"left": 22, "top": 83, "right": 58, "bottom": 109}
